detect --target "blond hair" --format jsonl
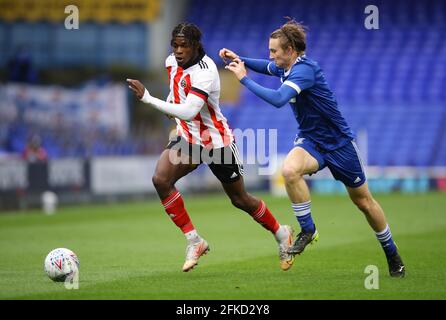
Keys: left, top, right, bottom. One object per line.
{"left": 270, "top": 19, "right": 307, "bottom": 52}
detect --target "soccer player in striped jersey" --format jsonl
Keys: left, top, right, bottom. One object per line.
{"left": 127, "top": 23, "right": 294, "bottom": 272}
{"left": 222, "top": 20, "right": 405, "bottom": 277}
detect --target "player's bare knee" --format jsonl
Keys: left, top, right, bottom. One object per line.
{"left": 353, "top": 196, "right": 373, "bottom": 214}
{"left": 230, "top": 196, "right": 245, "bottom": 210}
{"left": 282, "top": 165, "right": 304, "bottom": 183}
{"left": 229, "top": 194, "right": 253, "bottom": 211}
{"left": 152, "top": 174, "right": 171, "bottom": 191}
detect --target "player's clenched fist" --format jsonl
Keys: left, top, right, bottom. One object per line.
{"left": 219, "top": 48, "right": 239, "bottom": 64}
{"left": 224, "top": 58, "right": 247, "bottom": 81}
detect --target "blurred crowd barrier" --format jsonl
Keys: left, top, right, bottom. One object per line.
{"left": 0, "top": 157, "right": 263, "bottom": 211}
{"left": 269, "top": 156, "right": 446, "bottom": 196}
{"left": 1, "top": 154, "right": 445, "bottom": 211}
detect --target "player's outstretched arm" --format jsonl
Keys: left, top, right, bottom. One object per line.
{"left": 127, "top": 79, "right": 204, "bottom": 121}
{"left": 241, "top": 77, "right": 297, "bottom": 108}
{"left": 225, "top": 61, "right": 296, "bottom": 108}
{"left": 239, "top": 57, "right": 275, "bottom": 75}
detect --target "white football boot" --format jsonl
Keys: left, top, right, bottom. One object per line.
{"left": 182, "top": 238, "right": 210, "bottom": 272}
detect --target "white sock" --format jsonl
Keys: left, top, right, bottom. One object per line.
{"left": 274, "top": 225, "right": 289, "bottom": 243}
{"left": 185, "top": 230, "right": 201, "bottom": 244}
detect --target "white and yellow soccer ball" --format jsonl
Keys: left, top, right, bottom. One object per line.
{"left": 44, "top": 248, "right": 79, "bottom": 282}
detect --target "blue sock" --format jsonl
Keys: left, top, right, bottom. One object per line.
{"left": 376, "top": 225, "right": 398, "bottom": 257}
{"left": 292, "top": 201, "right": 316, "bottom": 233}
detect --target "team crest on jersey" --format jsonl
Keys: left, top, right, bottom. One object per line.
{"left": 180, "top": 79, "right": 187, "bottom": 88}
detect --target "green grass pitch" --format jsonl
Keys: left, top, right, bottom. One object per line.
{"left": 0, "top": 192, "right": 445, "bottom": 300}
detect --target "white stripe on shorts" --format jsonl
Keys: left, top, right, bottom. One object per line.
{"left": 351, "top": 140, "right": 366, "bottom": 174}
{"left": 230, "top": 142, "right": 244, "bottom": 175}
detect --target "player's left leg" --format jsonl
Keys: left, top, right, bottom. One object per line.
{"left": 282, "top": 144, "right": 322, "bottom": 255}
{"left": 347, "top": 183, "right": 405, "bottom": 277}
{"left": 220, "top": 177, "right": 295, "bottom": 271}
{"left": 207, "top": 142, "right": 294, "bottom": 271}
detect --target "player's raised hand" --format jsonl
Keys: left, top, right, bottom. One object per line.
{"left": 126, "top": 78, "right": 146, "bottom": 99}
{"left": 225, "top": 58, "right": 247, "bottom": 81}
{"left": 219, "top": 48, "right": 239, "bottom": 64}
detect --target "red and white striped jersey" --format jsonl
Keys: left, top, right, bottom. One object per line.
{"left": 165, "top": 54, "right": 234, "bottom": 149}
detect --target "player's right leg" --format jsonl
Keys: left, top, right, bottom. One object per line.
{"left": 152, "top": 143, "right": 209, "bottom": 272}
{"left": 281, "top": 144, "right": 322, "bottom": 255}
{"left": 324, "top": 141, "right": 405, "bottom": 277}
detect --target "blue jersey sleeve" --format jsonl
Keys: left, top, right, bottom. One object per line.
{"left": 240, "top": 76, "right": 298, "bottom": 108}
{"left": 240, "top": 56, "right": 284, "bottom": 77}
{"left": 239, "top": 56, "right": 270, "bottom": 75}
{"left": 283, "top": 64, "right": 315, "bottom": 94}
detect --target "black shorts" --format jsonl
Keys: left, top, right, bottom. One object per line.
{"left": 166, "top": 136, "right": 244, "bottom": 183}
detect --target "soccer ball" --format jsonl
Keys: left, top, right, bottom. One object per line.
{"left": 44, "top": 248, "right": 79, "bottom": 282}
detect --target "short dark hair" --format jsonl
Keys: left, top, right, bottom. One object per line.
{"left": 171, "top": 22, "right": 205, "bottom": 56}
{"left": 270, "top": 19, "right": 307, "bottom": 52}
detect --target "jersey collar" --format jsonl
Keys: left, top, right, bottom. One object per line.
{"left": 182, "top": 52, "right": 206, "bottom": 70}
{"left": 284, "top": 54, "right": 306, "bottom": 77}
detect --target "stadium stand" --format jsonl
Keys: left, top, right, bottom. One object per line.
{"left": 0, "top": 0, "right": 444, "bottom": 166}
{"left": 188, "top": 0, "right": 446, "bottom": 166}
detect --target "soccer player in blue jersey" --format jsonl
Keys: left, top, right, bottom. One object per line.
{"left": 221, "top": 20, "right": 405, "bottom": 277}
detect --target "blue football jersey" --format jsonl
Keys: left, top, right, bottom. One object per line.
{"left": 268, "top": 55, "right": 354, "bottom": 151}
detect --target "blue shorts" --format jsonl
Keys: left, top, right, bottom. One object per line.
{"left": 293, "top": 137, "right": 367, "bottom": 188}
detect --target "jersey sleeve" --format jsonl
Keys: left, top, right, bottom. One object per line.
{"left": 283, "top": 64, "right": 315, "bottom": 94}
{"left": 239, "top": 76, "right": 298, "bottom": 108}
{"left": 240, "top": 56, "right": 284, "bottom": 78}
{"left": 240, "top": 57, "right": 273, "bottom": 75}
{"left": 189, "top": 69, "right": 214, "bottom": 101}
